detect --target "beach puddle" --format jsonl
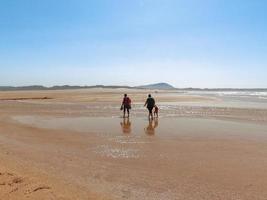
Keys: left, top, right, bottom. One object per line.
{"left": 13, "top": 116, "right": 160, "bottom": 136}
{"left": 12, "top": 115, "right": 267, "bottom": 140}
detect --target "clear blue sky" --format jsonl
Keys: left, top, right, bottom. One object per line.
{"left": 0, "top": 0, "right": 266, "bottom": 88}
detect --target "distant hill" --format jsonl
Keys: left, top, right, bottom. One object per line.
{"left": 138, "top": 83, "right": 176, "bottom": 90}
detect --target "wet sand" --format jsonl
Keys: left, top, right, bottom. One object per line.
{"left": 1, "top": 89, "right": 267, "bottom": 199}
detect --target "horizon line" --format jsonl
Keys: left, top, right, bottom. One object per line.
{"left": 0, "top": 84, "right": 267, "bottom": 90}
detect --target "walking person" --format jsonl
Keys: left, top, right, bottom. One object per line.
{"left": 144, "top": 94, "right": 155, "bottom": 120}
{"left": 121, "top": 94, "right": 131, "bottom": 118}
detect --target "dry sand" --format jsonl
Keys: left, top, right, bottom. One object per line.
{"left": 0, "top": 89, "right": 267, "bottom": 199}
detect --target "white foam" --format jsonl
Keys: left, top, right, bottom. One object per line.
{"left": 188, "top": 91, "right": 267, "bottom": 97}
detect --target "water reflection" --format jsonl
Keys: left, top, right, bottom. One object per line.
{"left": 120, "top": 118, "right": 132, "bottom": 134}
{"left": 144, "top": 118, "right": 158, "bottom": 136}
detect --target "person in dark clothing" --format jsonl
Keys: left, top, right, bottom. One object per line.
{"left": 121, "top": 94, "right": 131, "bottom": 118}
{"left": 144, "top": 94, "right": 155, "bottom": 120}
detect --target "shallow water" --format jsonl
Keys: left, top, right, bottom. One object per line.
{"left": 9, "top": 115, "right": 267, "bottom": 199}
{"left": 186, "top": 90, "right": 267, "bottom": 108}
{"left": 13, "top": 115, "right": 267, "bottom": 139}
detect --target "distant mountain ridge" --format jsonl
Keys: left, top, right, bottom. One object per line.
{"left": 0, "top": 84, "right": 267, "bottom": 91}
{"left": 0, "top": 85, "right": 132, "bottom": 91}
{"left": 0, "top": 83, "right": 176, "bottom": 91}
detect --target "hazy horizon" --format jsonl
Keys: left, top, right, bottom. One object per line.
{"left": 1, "top": 0, "right": 267, "bottom": 88}
{"left": 0, "top": 83, "right": 267, "bottom": 90}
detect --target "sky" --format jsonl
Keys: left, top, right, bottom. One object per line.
{"left": 0, "top": 0, "right": 267, "bottom": 88}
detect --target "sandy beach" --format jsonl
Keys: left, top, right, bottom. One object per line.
{"left": 1, "top": 88, "right": 267, "bottom": 199}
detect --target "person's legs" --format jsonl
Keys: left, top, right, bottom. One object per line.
{"left": 123, "top": 105, "right": 126, "bottom": 118}
{"left": 148, "top": 107, "right": 153, "bottom": 120}
{"left": 127, "top": 107, "right": 130, "bottom": 118}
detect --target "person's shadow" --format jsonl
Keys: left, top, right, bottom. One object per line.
{"left": 120, "top": 118, "right": 132, "bottom": 134}
{"left": 144, "top": 118, "right": 158, "bottom": 136}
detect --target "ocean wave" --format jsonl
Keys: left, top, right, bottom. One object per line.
{"left": 189, "top": 91, "right": 267, "bottom": 97}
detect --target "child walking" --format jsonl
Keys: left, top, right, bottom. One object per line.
{"left": 154, "top": 105, "right": 159, "bottom": 118}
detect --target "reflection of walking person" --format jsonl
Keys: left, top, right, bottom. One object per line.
{"left": 144, "top": 94, "right": 155, "bottom": 120}
{"left": 120, "top": 118, "right": 131, "bottom": 134}
{"left": 121, "top": 94, "right": 131, "bottom": 118}
{"left": 144, "top": 118, "right": 158, "bottom": 136}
